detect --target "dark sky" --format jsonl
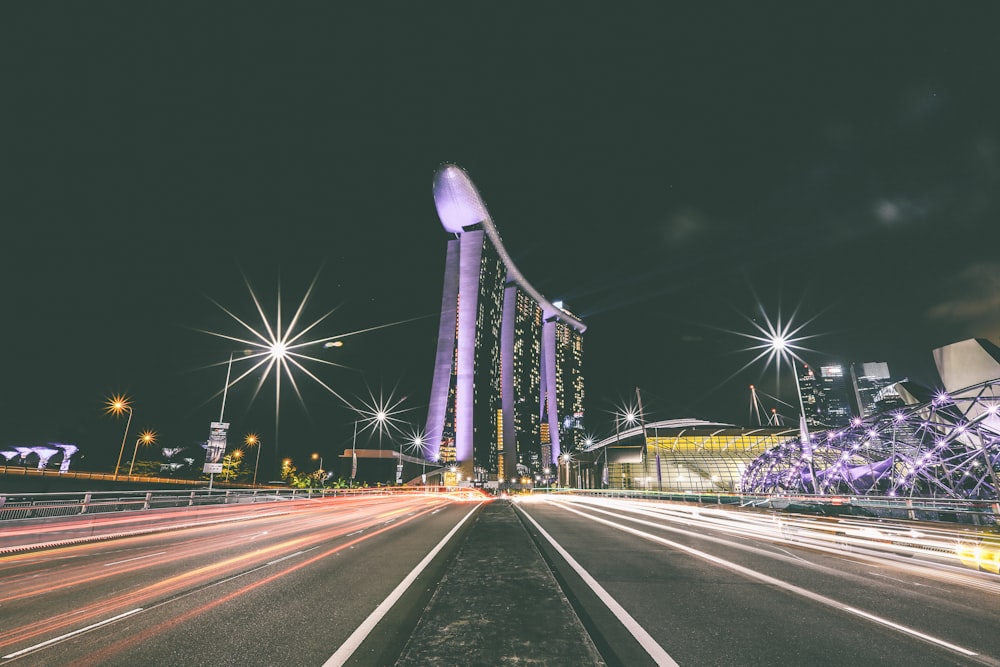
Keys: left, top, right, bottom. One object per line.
{"left": 3, "top": 4, "right": 999, "bottom": 474}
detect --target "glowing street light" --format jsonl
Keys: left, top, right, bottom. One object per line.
{"left": 244, "top": 433, "right": 262, "bottom": 486}
{"left": 199, "top": 274, "right": 427, "bottom": 479}
{"left": 105, "top": 394, "right": 134, "bottom": 481}
{"left": 763, "top": 331, "right": 821, "bottom": 495}
{"left": 312, "top": 452, "right": 324, "bottom": 473}
{"left": 404, "top": 431, "right": 428, "bottom": 484}
{"left": 129, "top": 429, "right": 157, "bottom": 477}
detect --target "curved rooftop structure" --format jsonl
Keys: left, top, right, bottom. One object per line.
{"left": 432, "top": 164, "right": 586, "bottom": 334}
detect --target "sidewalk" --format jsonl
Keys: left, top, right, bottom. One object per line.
{"left": 395, "top": 499, "right": 605, "bottom": 666}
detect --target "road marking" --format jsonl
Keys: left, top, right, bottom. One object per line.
{"left": 266, "top": 550, "right": 304, "bottom": 566}
{"left": 868, "top": 571, "right": 932, "bottom": 588}
{"left": 2, "top": 608, "right": 143, "bottom": 659}
{"left": 103, "top": 551, "right": 167, "bottom": 567}
{"left": 324, "top": 505, "right": 481, "bottom": 667}
{"left": 519, "top": 506, "right": 680, "bottom": 667}
{"left": 550, "top": 499, "right": 980, "bottom": 659}
{"left": 346, "top": 529, "right": 364, "bottom": 537}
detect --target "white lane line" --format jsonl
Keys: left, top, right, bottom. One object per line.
{"left": 346, "top": 530, "right": 364, "bottom": 537}
{"left": 549, "top": 499, "right": 979, "bottom": 659}
{"left": 2, "top": 608, "right": 144, "bottom": 659}
{"left": 324, "top": 504, "right": 481, "bottom": 667}
{"left": 844, "top": 605, "right": 977, "bottom": 654}
{"left": 103, "top": 551, "right": 167, "bottom": 567}
{"left": 266, "top": 550, "right": 304, "bottom": 566}
{"left": 868, "top": 571, "right": 931, "bottom": 588}
{"left": 518, "top": 506, "right": 679, "bottom": 667}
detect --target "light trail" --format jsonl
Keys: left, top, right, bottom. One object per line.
{"left": 323, "top": 504, "right": 482, "bottom": 667}
{"left": 0, "top": 495, "right": 454, "bottom": 657}
{"left": 531, "top": 497, "right": 987, "bottom": 662}
{"left": 545, "top": 495, "right": 1000, "bottom": 593}
{"left": 2, "top": 609, "right": 144, "bottom": 660}
{"left": 69, "top": 502, "right": 475, "bottom": 667}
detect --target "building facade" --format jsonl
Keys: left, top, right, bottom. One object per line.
{"left": 424, "top": 165, "right": 587, "bottom": 484}
{"left": 798, "top": 363, "right": 853, "bottom": 428}
{"left": 850, "top": 361, "right": 904, "bottom": 417}
{"left": 579, "top": 420, "right": 799, "bottom": 493}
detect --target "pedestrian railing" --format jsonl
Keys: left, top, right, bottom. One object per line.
{"left": 0, "top": 486, "right": 454, "bottom": 522}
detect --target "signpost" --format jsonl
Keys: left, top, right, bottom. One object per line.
{"left": 204, "top": 421, "right": 229, "bottom": 488}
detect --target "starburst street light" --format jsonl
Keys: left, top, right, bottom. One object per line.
{"left": 197, "top": 273, "right": 429, "bottom": 470}
{"left": 129, "top": 429, "right": 157, "bottom": 477}
{"left": 352, "top": 385, "right": 415, "bottom": 454}
{"left": 726, "top": 298, "right": 825, "bottom": 494}
{"left": 403, "top": 427, "right": 429, "bottom": 484}
{"left": 244, "top": 433, "right": 262, "bottom": 486}
{"left": 105, "top": 394, "right": 134, "bottom": 481}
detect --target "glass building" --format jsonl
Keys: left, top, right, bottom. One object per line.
{"left": 580, "top": 420, "right": 799, "bottom": 493}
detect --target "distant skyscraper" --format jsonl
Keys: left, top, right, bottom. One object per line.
{"left": 798, "top": 364, "right": 821, "bottom": 426}
{"left": 850, "top": 361, "right": 902, "bottom": 418}
{"left": 817, "top": 364, "right": 852, "bottom": 427}
{"left": 797, "top": 363, "right": 852, "bottom": 428}
{"left": 425, "top": 165, "right": 587, "bottom": 484}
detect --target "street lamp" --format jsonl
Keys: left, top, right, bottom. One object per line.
{"left": 129, "top": 429, "right": 157, "bottom": 477}
{"left": 244, "top": 433, "right": 262, "bottom": 486}
{"left": 768, "top": 335, "right": 820, "bottom": 495}
{"left": 312, "top": 452, "right": 324, "bottom": 472}
{"left": 105, "top": 394, "right": 134, "bottom": 481}
{"left": 350, "top": 420, "right": 359, "bottom": 484}
{"left": 561, "top": 452, "right": 572, "bottom": 487}
{"left": 413, "top": 434, "right": 426, "bottom": 484}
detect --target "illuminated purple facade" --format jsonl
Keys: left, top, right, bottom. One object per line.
{"left": 425, "top": 165, "right": 586, "bottom": 483}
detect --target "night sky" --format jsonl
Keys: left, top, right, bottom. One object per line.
{"left": 4, "top": 4, "right": 999, "bottom": 475}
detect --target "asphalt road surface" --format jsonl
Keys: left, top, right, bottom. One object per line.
{"left": 516, "top": 495, "right": 1000, "bottom": 667}
{"left": 1, "top": 493, "right": 998, "bottom": 666}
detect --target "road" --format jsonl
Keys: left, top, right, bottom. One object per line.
{"left": 1, "top": 492, "right": 998, "bottom": 666}
{"left": 516, "top": 495, "right": 1000, "bottom": 666}
{"left": 0, "top": 493, "right": 483, "bottom": 666}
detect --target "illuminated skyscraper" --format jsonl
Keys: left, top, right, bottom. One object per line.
{"left": 850, "top": 361, "right": 903, "bottom": 417}
{"left": 425, "top": 165, "right": 587, "bottom": 484}
{"left": 797, "top": 363, "right": 852, "bottom": 428}
{"left": 817, "top": 364, "right": 852, "bottom": 427}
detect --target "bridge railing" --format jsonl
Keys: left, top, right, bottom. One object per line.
{"left": 0, "top": 486, "right": 458, "bottom": 522}
{"left": 535, "top": 488, "right": 1000, "bottom": 527}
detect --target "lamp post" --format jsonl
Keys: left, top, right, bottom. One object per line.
{"left": 561, "top": 452, "right": 572, "bottom": 488}
{"left": 413, "top": 435, "right": 427, "bottom": 485}
{"left": 129, "top": 430, "right": 156, "bottom": 477}
{"left": 210, "top": 350, "right": 249, "bottom": 490}
{"left": 244, "top": 433, "right": 262, "bottom": 486}
{"left": 618, "top": 406, "right": 638, "bottom": 490}
{"left": 350, "top": 420, "right": 359, "bottom": 485}
{"left": 769, "top": 335, "right": 820, "bottom": 495}
{"left": 312, "top": 452, "right": 324, "bottom": 472}
{"left": 105, "top": 395, "right": 134, "bottom": 481}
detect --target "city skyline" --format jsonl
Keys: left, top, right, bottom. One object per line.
{"left": 3, "top": 6, "right": 999, "bottom": 474}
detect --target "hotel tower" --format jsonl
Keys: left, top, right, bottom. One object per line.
{"left": 424, "top": 164, "right": 586, "bottom": 484}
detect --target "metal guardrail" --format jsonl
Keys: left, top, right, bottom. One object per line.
{"left": 538, "top": 488, "right": 1000, "bottom": 527}
{"left": 0, "top": 486, "right": 453, "bottom": 522}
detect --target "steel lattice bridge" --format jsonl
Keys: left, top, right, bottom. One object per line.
{"left": 742, "top": 377, "right": 1000, "bottom": 500}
